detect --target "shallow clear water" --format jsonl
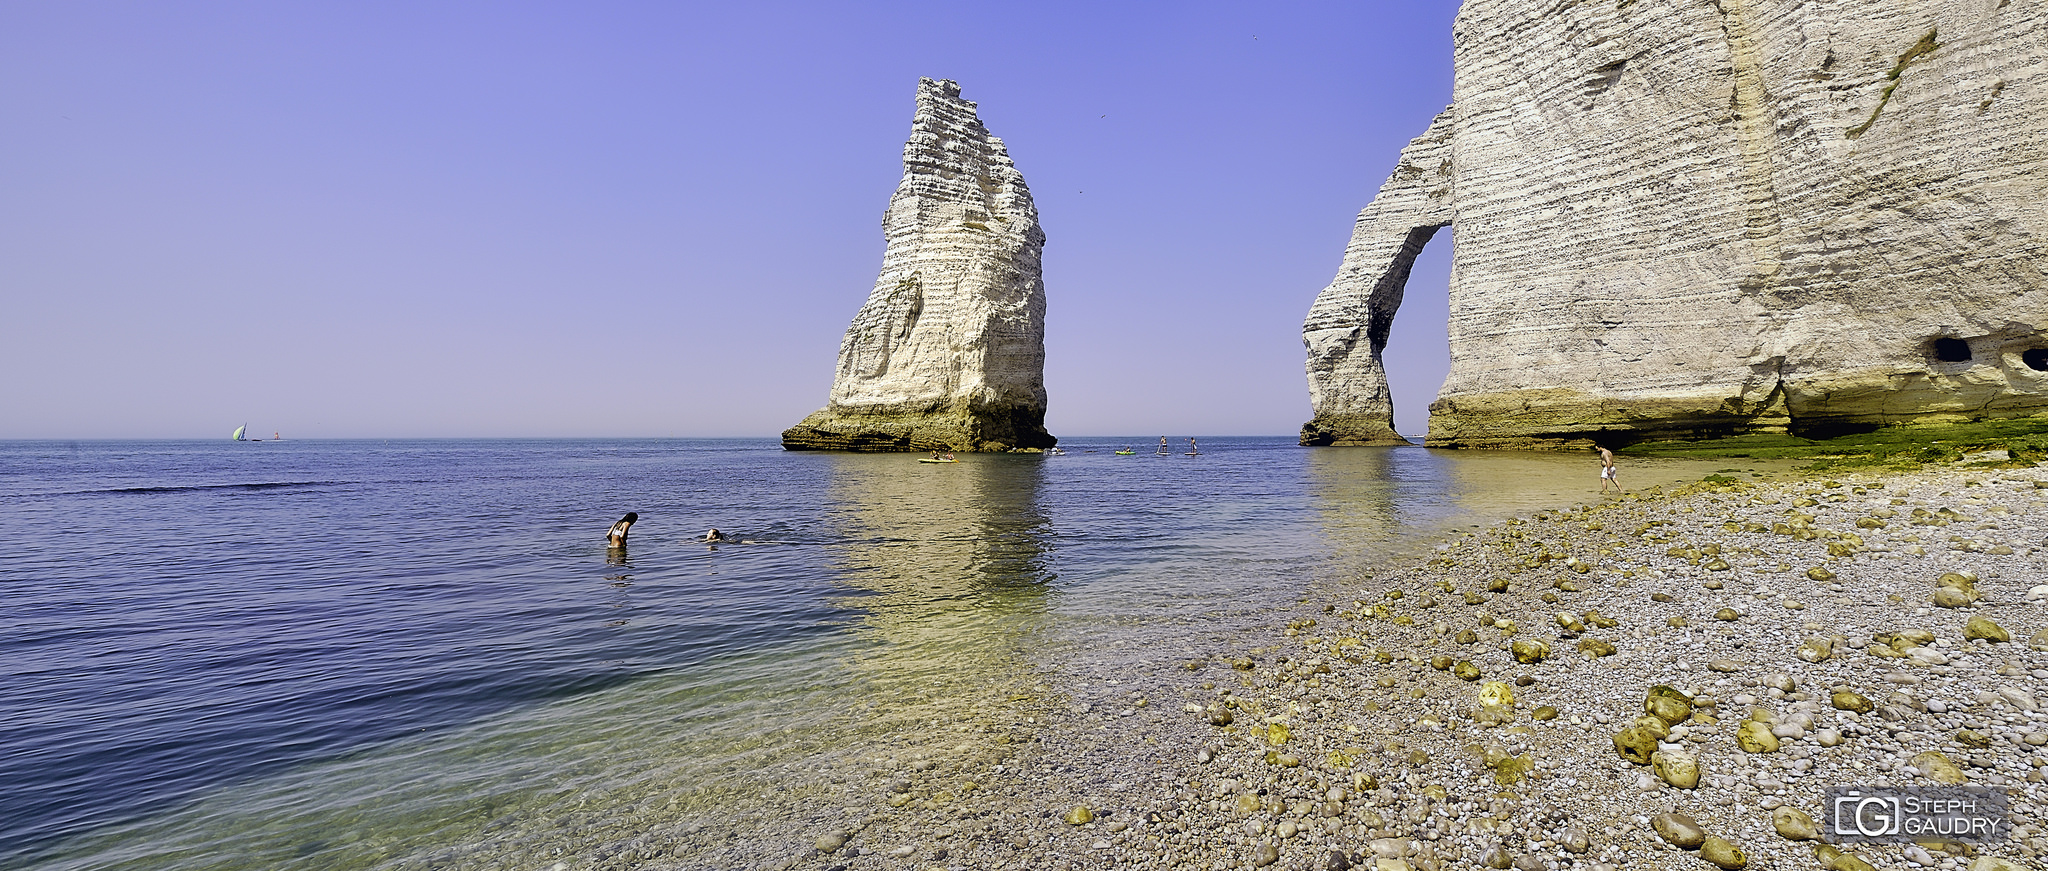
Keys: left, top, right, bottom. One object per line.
{"left": 0, "top": 438, "right": 1781, "bottom": 869}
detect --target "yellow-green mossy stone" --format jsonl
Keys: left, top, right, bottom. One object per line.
{"left": 1934, "top": 587, "right": 1977, "bottom": 608}
{"left": 1532, "top": 705, "right": 1558, "bottom": 721}
{"left": 1511, "top": 639, "right": 1549, "bottom": 664}
{"left": 1063, "top": 805, "right": 1094, "bottom": 825}
{"left": 1633, "top": 715, "right": 1672, "bottom": 740}
{"left": 1814, "top": 844, "right": 1879, "bottom": 871}
{"left": 1807, "top": 566, "right": 1837, "bottom": 582}
{"left": 1645, "top": 687, "right": 1693, "bottom": 724}
{"left": 1478, "top": 681, "right": 1516, "bottom": 708}
{"left": 1736, "top": 720, "right": 1781, "bottom": 753}
{"left": 1454, "top": 660, "right": 1482, "bottom": 681}
{"left": 1832, "top": 691, "right": 1874, "bottom": 714}
{"left": 1555, "top": 612, "right": 1585, "bottom": 633}
{"left": 1492, "top": 756, "right": 1533, "bottom": 785}
{"left": 1714, "top": 607, "right": 1741, "bottom": 621}
{"left": 1649, "top": 812, "right": 1707, "bottom": 849}
{"left": 1797, "top": 637, "right": 1833, "bottom": 663}
{"left": 1910, "top": 750, "right": 1968, "bottom": 785}
{"left": 1772, "top": 806, "right": 1819, "bottom": 840}
{"left": 1613, "top": 725, "right": 1658, "bottom": 765}
{"left": 1651, "top": 749, "right": 1700, "bottom": 788}
{"left": 1964, "top": 615, "right": 2010, "bottom": 643}
{"left": 1577, "top": 638, "right": 1617, "bottom": 657}
{"left": 1267, "top": 722, "right": 1291, "bottom": 745}
{"left": 1699, "top": 835, "right": 1748, "bottom": 870}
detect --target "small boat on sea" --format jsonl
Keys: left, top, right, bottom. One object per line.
{"left": 232, "top": 424, "right": 248, "bottom": 442}
{"left": 1114, "top": 449, "right": 1135, "bottom": 455}
{"left": 918, "top": 458, "right": 958, "bottom": 464}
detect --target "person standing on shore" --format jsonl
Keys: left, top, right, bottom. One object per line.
{"left": 1598, "top": 446, "right": 1619, "bottom": 493}
{"left": 607, "top": 512, "right": 638, "bottom": 547}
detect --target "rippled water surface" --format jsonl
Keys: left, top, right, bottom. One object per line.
{"left": 0, "top": 438, "right": 1777, "bottom": 869}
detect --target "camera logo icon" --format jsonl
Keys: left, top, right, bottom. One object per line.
{"left": 1822, "top": 785, "right": 2008, "bottom": 844}
{"left": 1833, "top": 791, "right": 1901, "bottom": 837}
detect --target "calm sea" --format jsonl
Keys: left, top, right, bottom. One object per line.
{"left": 0, "top": 438, "right": 1765, "bottom": 869}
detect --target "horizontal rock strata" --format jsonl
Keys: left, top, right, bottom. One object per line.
{"left": 785, "top": 78, "right": 1054, "bottom": 453}
{"left": 1304, "top": 0, "right": 2048, "bottom": 448}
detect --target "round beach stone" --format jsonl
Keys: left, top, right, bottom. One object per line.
{"left": 1831, "top": 691, "right": 1874, "bottom": 713}
{"left": 1652, "top": 749, "right": 1700, "bottom": 788}
{"left": 1910, "top": 750, "right": 1968, "bottom": 784}
{"left": 1737, "top": 720, "right": 1781, "bottom": 753}
{"left": 1964, "top": 615, "right": 2010, "bottom": 643}
{"left": 1650, "top": 812, "right": 1706, "bottom": 849}
{"left": 1933, "top": 587, "right": 1976, "bottom": 609}
{"left": 1645, "top": 688, "right": 1693, "bottom": 724}
{"left": 1614, "top": 726, "right": 1659, "bottom": 764}
{"left": 1814, "top": 844, "right": 1880, "bottom": 871}
{"left": 1772, "top": 806, "right": 1819, "bottom": 840}
{"left": 1699, "top": 835, "right": 1748, "bottom": 870}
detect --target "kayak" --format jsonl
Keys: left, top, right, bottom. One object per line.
{"left": 918, "top": 458, "right": 959, "bottom": 463}
{"left": 1113, "top": 450, "right": 1135, "bottom": 455}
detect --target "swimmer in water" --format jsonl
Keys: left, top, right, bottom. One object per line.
{"left": 702, "top": 528, "right": 730, "bottom": 543}
{"left": 607, "top": 512, "right": 638, "bottom": 547}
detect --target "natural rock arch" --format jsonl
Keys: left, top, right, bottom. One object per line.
{"left": 1304, "top": 1, "right": 2048, "bottom": 449}
{"left": 1301, "top": 111, "right": 1454, "bottom": 446}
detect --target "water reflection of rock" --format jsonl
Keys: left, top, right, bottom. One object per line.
{"left": 1305, "top": 446, "right": 1455, "bottom": 568}
{"left": 824, "top": 453, "right": 1055, "bottom": 732}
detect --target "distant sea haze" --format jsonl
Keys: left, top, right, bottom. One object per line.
{"left": 0, "top": 438, "right": 1781, "bottom": 869}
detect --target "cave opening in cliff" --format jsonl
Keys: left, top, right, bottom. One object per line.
{"left": 1383, "top": 225, "right": 1454, "bottom": 440}
{"left": 1931, "top": 337, "right": 1972, "bottom": 363}
{"left": 2024, "top": 348, "right": 2048, "bottom": 372}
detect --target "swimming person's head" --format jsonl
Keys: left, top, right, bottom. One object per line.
{"left": 623, "top": 512, "right": 639, "bottom": 523}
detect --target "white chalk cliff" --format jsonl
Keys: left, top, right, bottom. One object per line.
{"left": 785, "top": 78, "right": 1054, "bottom": 452}
{"left": 1304, "top": 0, "right": 2048, "bottom": 448}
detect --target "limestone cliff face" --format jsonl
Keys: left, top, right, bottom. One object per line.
{"left": 785, "top": 78, "right": 1054, "bottom": 452}
{"left": 1304, "top": 0, "right": 2048, "bottom": 448}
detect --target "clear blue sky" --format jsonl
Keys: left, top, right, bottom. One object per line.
{"left": 1, "top": 1, "right": 1460, "bottom": 439}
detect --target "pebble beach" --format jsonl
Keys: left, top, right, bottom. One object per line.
{"left": 740, "top": 462, "right": 2048, "bottom": 871}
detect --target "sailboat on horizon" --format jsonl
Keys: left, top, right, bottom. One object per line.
{"left": 232, "top": 424, "right": 248, "bottom": 442}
